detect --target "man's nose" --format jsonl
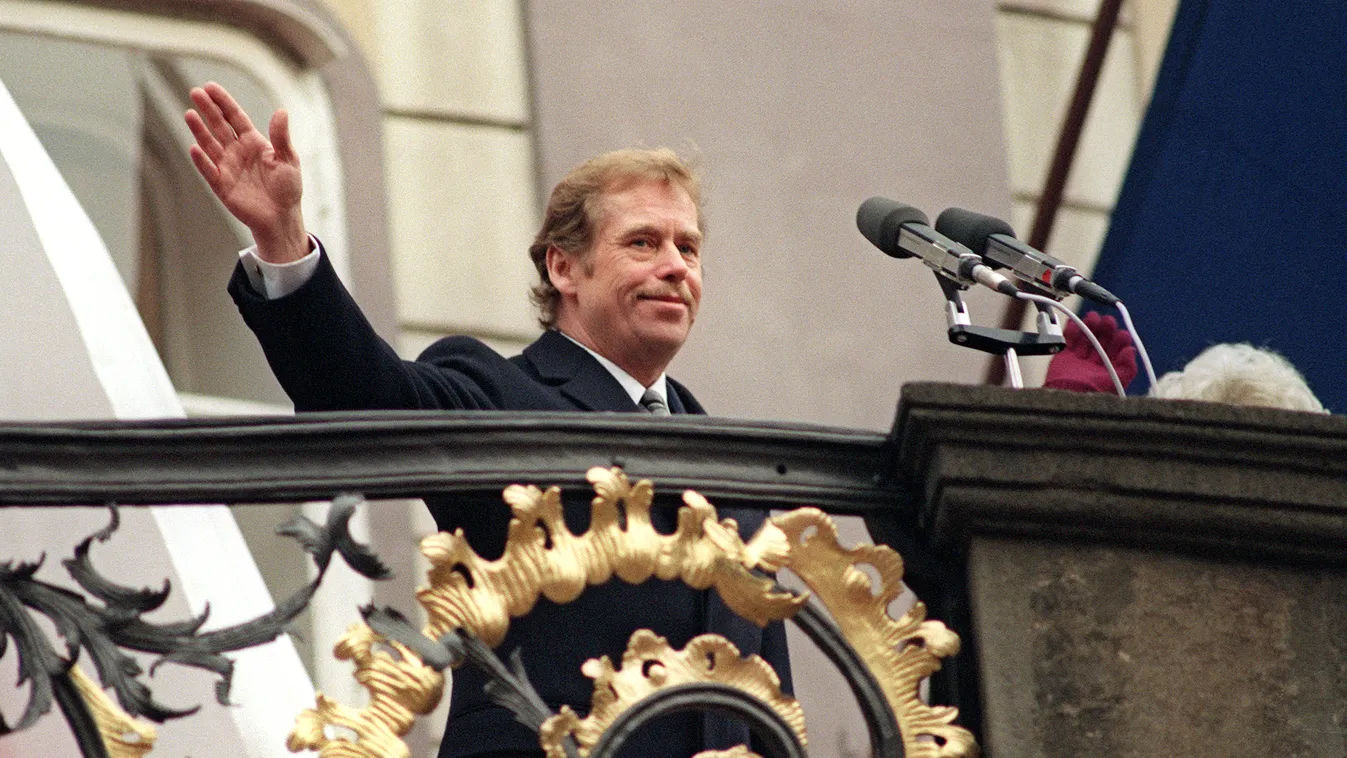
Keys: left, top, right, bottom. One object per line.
{"left": 655, "top": 240, "right": 689, "bottom": 280}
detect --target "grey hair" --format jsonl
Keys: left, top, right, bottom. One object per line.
{"left": 1151, "top": 343, "right": 1326, "bottom": 413}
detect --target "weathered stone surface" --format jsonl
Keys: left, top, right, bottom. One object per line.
{"left": 895, "top": 383, "right": 1347, "bottom": 757}
{"left": 972, "top": 539, "right": 1347, "bottom": 757}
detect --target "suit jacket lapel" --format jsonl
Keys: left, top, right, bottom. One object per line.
{"left": 665, "top": 386, "right": 686, "bottom": 414}
{"left": 666, "top": 378, "right": 705, "bottom": 415}
{"left": 523, "top": 330, "right": 641, "bottom": 412}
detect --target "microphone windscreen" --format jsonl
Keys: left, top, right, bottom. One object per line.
{"left": 934, "top": 207, "right": 1016, "bottom": 254}
{"left": 857, "top": 197, "right": 928, "bottom": 259}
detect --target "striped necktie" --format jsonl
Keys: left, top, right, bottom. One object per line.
{"left": 639, "top": 388, "right": 671, "bottom": 416}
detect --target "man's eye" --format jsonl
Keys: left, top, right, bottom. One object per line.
{"left": 631, "top": 238, "right": 651, "bottom": 248}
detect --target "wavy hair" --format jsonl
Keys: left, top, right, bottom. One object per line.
{"left": 1151, "top": 343, "right": 1326, "bottom": 412}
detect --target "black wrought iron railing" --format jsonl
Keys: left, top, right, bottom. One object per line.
{"left": 0, "top": 409, "right": 980, "bottom": 758}
{"left": 13, "top": 383, "right": 1343, "bottom": 757}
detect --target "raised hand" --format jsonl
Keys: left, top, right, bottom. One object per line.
{"left": 185, "top": 82, "right": 309, "bottom": 263}
{"left": 1043, "top": 311, "right": 1139, "bottom": 393}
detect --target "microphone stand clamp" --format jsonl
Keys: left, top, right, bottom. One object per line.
{"left": 934, "top": 273, "right": 1065, "bottom": 388}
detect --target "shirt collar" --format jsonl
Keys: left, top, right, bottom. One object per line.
{"left": 558, "top": 331, "right": 668, "bottom": 407}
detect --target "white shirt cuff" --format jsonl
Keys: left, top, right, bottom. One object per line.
{"left": 238, "top": 236, "right": 321, "bottom": 300}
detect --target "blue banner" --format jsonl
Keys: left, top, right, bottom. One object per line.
{"left": 1089, "top": 0, "right": 1347, "bottom": 412}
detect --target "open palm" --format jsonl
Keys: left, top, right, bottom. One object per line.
{"left": 186, "top": 82, "right": 307, "bottom": 262}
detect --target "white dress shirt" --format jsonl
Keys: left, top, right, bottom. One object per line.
{"left": 557, "top": 332, "right": 669, "bottom": 408}
{"left": 238, "top": 241, "right": 320, "bottom": 300}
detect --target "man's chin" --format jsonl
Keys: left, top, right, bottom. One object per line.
{"left": 636, "top": 325, "right": 691, "bottom": 353}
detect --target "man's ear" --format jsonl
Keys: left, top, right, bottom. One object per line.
{"left": 546, "top": 245, "right": 579, "bottom": 295}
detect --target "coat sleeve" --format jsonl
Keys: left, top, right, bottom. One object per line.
{"left": 229, "top": 248, "right": 519, "bottom": 411}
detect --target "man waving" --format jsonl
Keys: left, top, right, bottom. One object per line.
{"left": 186, "top": 81, "right": 789, "bottom": 758}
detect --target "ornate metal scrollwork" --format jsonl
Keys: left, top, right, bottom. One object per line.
{"left": 66, "top": 663, "right": 156, "bottom": 758}
{"left": 287, "top": 619, "right": 444, "bottom": 758}
{"left": 296, "top": 468, "right": 977, "bottom": 758}
{"left": 415, "top": 467, "right": 806, "bottom": 647}
{"left": 540, "top": 630, "right": 804, "bottom": 758}
{"left": 771, "top": 509, "right": 976, "bottom": 757}
{"left": 0, "top": 495, "right": 391, "bottom": 757}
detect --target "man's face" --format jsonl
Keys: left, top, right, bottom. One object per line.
{"left": 550, "top": 179, "right": 703, "bottom": 381}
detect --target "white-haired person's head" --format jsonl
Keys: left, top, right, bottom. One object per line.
{"left": 1150, "top": 343, "right": 1327, "bottom": 413}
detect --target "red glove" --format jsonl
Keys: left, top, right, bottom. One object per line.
{"left": 1043, "top": 311, "right": 1138, "bottom": 393}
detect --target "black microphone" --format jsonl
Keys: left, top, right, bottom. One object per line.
{"left": 857, "top": 197, "right": 1020, "bottom": 297}
{"left": 933, "top": 207, "right": 1119, "bottom": 306}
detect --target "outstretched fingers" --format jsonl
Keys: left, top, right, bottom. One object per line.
{"left": 187, "top": 85, "right": 236, "bottom": 148}
{"left": 1092, "top": 313, "right": 1120, "bottom": 341}
{"left": 1106, "top": 324, "right": 1134, "bottom": 352}
{"left": 1062, "top": 313, "right": 1093, "bottom": 358}
{"left": 183, "top": 101, "right": 226, "bottom": 191}
{"left": 269, "top": 109, "right": 296, "bottom": 165}
{"left": 187, "top": 143, "right": 220, "bottom": 188}
{"left": 184, "top": 105, "right": 221, "bottom": 157}
{"left": 1114, "top": 345, "right": 1139, "bottom": 370}
{"left": 206, "top": 81, "right": 259, "bottom": 139}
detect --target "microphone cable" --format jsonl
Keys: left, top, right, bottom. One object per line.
{"left": 1015, "top": 292, "right": 1126, "bottom": 397}
{"left": 1115, "top": 300, "right": 1159, "bottom": 390}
